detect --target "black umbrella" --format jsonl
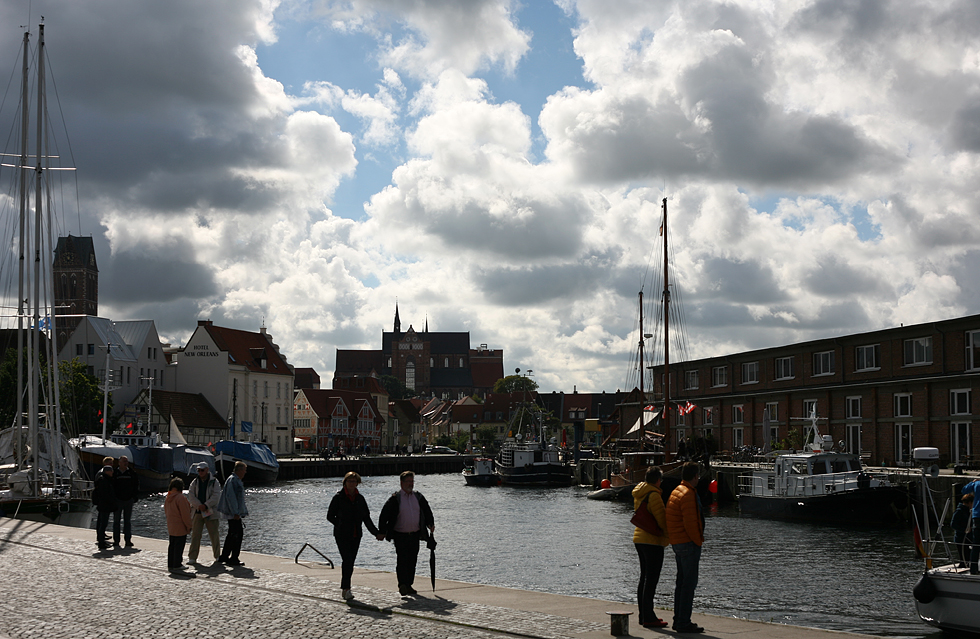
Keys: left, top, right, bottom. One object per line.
{"left": 426, "top": 533, "right": 437, "bottom": 591}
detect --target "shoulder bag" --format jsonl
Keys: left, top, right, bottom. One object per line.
{"left": 630, "top": 493, "right": 663, "bottom": 536}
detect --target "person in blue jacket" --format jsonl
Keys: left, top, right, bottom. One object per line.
{"left": 216, "top": 461, "right": 248, "bottom": 567}
{"left": 961, "top": 479, "right": 980, "bottom": 574}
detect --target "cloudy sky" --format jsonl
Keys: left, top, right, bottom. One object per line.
{"left": 2, "top": 0, "right": 979, "bottom": 393}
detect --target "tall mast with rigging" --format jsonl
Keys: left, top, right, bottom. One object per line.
{"left": 661, "top": 197, "right": 671, "bottom": 461}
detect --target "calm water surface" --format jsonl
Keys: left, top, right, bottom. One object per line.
{"left": 118, "top": 472, "right": 934, "bottom": 638}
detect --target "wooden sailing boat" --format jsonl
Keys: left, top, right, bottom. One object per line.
{"left": 0, "top": 24, "right": 95, "bottom": 526}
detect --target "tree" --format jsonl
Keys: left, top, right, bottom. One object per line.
{"left": 474, "top": 424, "right": 498, "bottom": 450}
{"left": 381, "top": 375, "right": 412, "bottom": 400}
{"left": 492, "top": 374, "right": 539, "bottom": 394}
{"left": 59, "top": 358, "right": 106, "bottom": 438}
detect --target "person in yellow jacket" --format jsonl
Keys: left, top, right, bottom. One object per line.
{"left": 632, "top": 466, "right": 670, "bottom": 628}
{"left": 665, "top": 462, "right": 705, "bottom": 633}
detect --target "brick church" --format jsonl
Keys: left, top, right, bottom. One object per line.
{"left": 334, "top": 305, "right": 504, "bottom": 399}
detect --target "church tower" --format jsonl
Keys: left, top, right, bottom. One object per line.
{"left": 394, "top": 302, "right": 401, "bottom": 336}
{"left": 53, "top": 235, "right": 98, "bottom": 352}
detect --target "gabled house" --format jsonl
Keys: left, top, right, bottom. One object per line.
{"left": 295, "top": 388, "right": 386, "bottom": 454}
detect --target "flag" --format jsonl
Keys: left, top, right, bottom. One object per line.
{"left": 913, "top": 519, "right": 926, "bottom": 558}
{"left": 127, "top": 422, "right": 133, "bottom": 434}
{"left": 679, "top": 401, "right": 696, "bottom": 415}
{"left": 643, "top": 404, "right": 657, "bottom": 411}
{"left": 240, "top": 420, "right": 253, "bottom": 433}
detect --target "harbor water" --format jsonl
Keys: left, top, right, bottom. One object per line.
{"left": 116, "top": 472, "right": 932, "bottom": 638}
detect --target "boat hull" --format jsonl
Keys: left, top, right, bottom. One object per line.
{"left": 586, "top": 485, "right": 634, "bottom": 500}
{"left": 739, "top": 486, "right": 906, "bottom": 524}
{"left": 0, "top": 497, "right": 94, "bottom": 528}
{"left": 462, "top": 471, "right": 501, "bottom": 487}
{"left": 914, "top": 567, "right": 980, "bottom": 634}
{"left": 496, "top": 463, "right": 573, "bottom": 487}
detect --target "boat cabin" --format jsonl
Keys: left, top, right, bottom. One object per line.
{"left": 743, "top": 452, "right": 879, "bottom": 498}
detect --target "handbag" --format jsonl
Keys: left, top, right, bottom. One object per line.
{"left": 630, "top": 493, "right": 663, "bottom": 536}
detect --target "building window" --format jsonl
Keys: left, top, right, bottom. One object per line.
{"left": 88, "top": 344, "right": 95, "bottom": 355}
{"left": 846, "top": 396, "right": 862, "bottom": 419}
{"left": 733, "top": 427, "right": 744, "bottom": 449}
{"left": 264, "top": 381, "right": 269, "bottom": 398}
{"left": 387, "top": 357, "right": 392, "bottom": 368}
{"left": 951, "top": 423, "right": 971, "bottom": 463}
{"left": 684, "top": 370, "right": 699, "bottom": 390}
{"left": 804, "top": 399, "right": 817, "bottom": 418}
{"left": 846, "top": 423, "right": 861, "bottom": 454}
{"left": 951, "top": 390, "right": 971, "bottom": 415}
{"left": 904, "top": 337, "right": 932, "bottom": 366}
{"left": 444, "top": 357, "right": 449, "bottom": 367}
{"left": 741, "top": 362, "right": 759, "bottom": 384}
{"left": 711, "top": 366, "right": 727, "bottom": 387}
{"left": 813, "top": 351, "right": 834, "bottom": 376}
{"left": 676, "top": 429, "right": 686, "bottom": 451}
{"left": 774, "top": 357, "right": 793, "bottom": 380}
{"left": 733, "top": 405, "right": 744, "bottom": 424}
{"left": 459, "top": 357, "right": 464, "bottom": 367}
{"left": 765, "top": 402, "right": 778, "bottom": 421}
{"left": 76, "top": 343, "right": 83, "bottom": 356}
{"left": 252, "top": 406, "right": 257, "bottom": 422}
{"left": 677, "top": 410, "right": 686, "bottom": 426}
{"left": 895, "top": 423, "right": 913, "bottom": 464}
{"left": 967, "top": 330, "right": 980, "bottom": 371}
{"left": 430, "top": 357, "right": 434, "bottom": 367}
{"left": 894, "top": 393, "right": 912, "bottom": 417}
{"left": 253, "top": 381, "right": 257, "bottom": 398}
{"left": 855, "top": 344, "right": 879, "bottom": 371}
{"left": 703, "top": 407, "right": 713, "bottom": 425}
{"left": 406, "top": 361, "right": 415, "bottom": 390}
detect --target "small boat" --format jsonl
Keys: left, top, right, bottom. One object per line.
{"left": 214, "top": 440, "right": 279, "bottom": 484}
{"left": 911, "top": 447, "right": 980, "bottom": 635}
{"left": 462, "top": 458, "right": 500, "bottom": 486}
{"left": 587, "top": 477, "right": 633, "bottom": 500}
{"left": 496, "top": 434, "right": 573, "bottom": 487}
{"left": 738, "top": 410, "right": 905, "bottom": 524}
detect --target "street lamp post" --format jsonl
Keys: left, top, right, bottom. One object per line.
{"left": 261, "top": 401, "right": 266, "bottom": 443}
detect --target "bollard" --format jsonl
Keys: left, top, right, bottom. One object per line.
{"left": 606, "top": 610, "right": 633, "bottom": 636}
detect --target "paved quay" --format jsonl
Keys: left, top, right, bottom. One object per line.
{"left": 0, "top": 518, "right": 883, "bottom": 639}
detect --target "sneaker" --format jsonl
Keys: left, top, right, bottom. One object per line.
{"left": 342, "top": 589, "right": 353, "bottom": 600}
{"left": 224, "top": 559, "right": 244, "bottom": 567}
{"left": 405, "top": 586, "right": 418, "bottom": 596}
{"left": 672, "top": 624, "right": 704, "bottom": 633}
{"left": 643, "top": 619, "right": 669, "bottom": 628}
{"left": 125, "top": 542, "right": 135, "bottom": 548}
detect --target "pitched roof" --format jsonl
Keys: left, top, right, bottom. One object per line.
{"left": 54, "top": 235, "right": 98, "bottom": 271}
{"left": 198, "top": 321, "right": 292, "bottom": 376}
{"left": 300, "top": 388, "right": 386, "bottom": 426}
{"left": 294, "top": 367, "right": 320, "bottom": 389}
{"left": 335, "top": 349, "right": 384, "bottom": 375}
{"left": 148, "top": 390, "right": 226, "bottom": 430}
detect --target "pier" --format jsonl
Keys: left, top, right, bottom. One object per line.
{"left": 278, "top": 453, "right": 469, "bottom": 480}
{"left": 1, "top": 518, "right": 895, "bottom": 639}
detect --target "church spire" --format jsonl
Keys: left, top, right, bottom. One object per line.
{"left": 424, "top": 314, "right": 428, "bottom": 333}
{"left": 394, "top": 301, "right": 401, "bottom": 335}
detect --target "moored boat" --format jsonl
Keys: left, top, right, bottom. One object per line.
{"left": 462, "top": 458, "right": 501, "bottom": 486}
{"left": 911, "top": 447, "right": 980, "bottom": 635}
{"left": 738, "top": 411, "right": 905, "bottom": 524}
{"left": 496, "top": 434, "right": 573, "bottom": 487}
{"left": 214, "top": 440, "right": 279, "bottom": 484}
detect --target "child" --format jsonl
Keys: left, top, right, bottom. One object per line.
{"left": 951, "top": 491, "right": 974, "bottom": 568}
{"left": 164, "top": 477, "right": 193, "bottom": 574}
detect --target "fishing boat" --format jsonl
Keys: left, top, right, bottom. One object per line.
{"left": 737, "top": 410, "right": 905, "bottom": 524}
{"left": 462, "top": 457, "right": 500, "bottom": 487}
{"left": 0, "top": 24, "right": 94, "bottom": 527}
{"left": 911, "top": 447, "right": 980, "bottom": 635}
{"left": 496, "top": 433, "right": 573, "bottom": 487}
{"left": 213, "top": 440, "right": 279, "bottom": 484}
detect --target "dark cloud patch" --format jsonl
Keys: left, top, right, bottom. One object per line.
{"left": 949, "top": 97, "right": 980, "bottom": 153}
{"left": 948, "top": 250, "right": 980, "bottom": 315}
{"left": 803, "top": 255, "right": 883, "bottom": 297}
{"left": 680, "top": 46, "right": 899, "bottom": 188}
{"left": 472, "top": 260, "right": 609, "bottom": 306}
{"left": 698, "top": 257, "right": 786, "bottom": 304}
{"left": 102, "top": 251, "right": 217, "bottom": 304}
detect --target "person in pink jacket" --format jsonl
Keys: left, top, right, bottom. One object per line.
{"left": 164, "top": 477, "right": 193, "bottom": 574}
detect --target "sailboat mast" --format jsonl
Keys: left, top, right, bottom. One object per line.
{"left": 661, "top": 197, "right": 671, "bottom": 460}
{"left": 14, "top": 29, "right": 30, "bottom": 469}
{"left": 638, "top": 290, "right": 645, "bottom": 447}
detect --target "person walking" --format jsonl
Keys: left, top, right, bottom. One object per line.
{"left": 327, "top": 472, "right": 383, "bottom": 600}
{"left": 666, "top": 462, "right": 705, "bottom": 633}
{"left": 186, "top": 462, "right": 222, "bottom": 564}
{"left": 216, "top": 461, "right": 248, "bottom": 567}
{"left": 92, "top": 461, "right": 117, "bottom": 550}
{"left": 164, "top": 477, "right": 193, "bottom": 574}
{"left": 633, "top": 466, "right": 669, "bottom": 628}
{"left": 112, "top": 455, "right": 140, "bottom": 548}
{"left": 378, "top": 471, "right": 435, "bottom": 596}
{"left": 961, "top": 478, "right": 980, "bottom": 574}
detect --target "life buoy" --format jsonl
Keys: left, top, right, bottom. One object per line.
{"left": 912, "top": 573, "right": 937, "bottom": 604}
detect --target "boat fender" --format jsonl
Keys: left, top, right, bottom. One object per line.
{"left": 912, "top": 572, "right": 937, "bottom": 604}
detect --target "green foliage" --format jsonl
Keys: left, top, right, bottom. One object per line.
{"left": 59, "top": 358, "right": 106, "bottom": 438}
{"left": 474, "top": 424, "right": 498, "bottom": 448}
{"left": 380, "top": 375, "right": 412, "bottom": 400}
{"left": 492, "top": 374, "right": 539, "bottom": 394}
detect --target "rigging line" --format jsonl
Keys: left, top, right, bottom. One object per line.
{"left": 43, "top": 46, "right": 82, "bottom": 234}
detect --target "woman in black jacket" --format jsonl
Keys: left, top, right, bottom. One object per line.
{"left": 327, "top": 472, "right": 382, "bottom": 600}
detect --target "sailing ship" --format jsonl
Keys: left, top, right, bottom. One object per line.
{"left": 0, "top": 24, "right": 94, "bottom": 527}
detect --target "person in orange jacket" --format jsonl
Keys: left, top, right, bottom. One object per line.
{"left": 164, "top": 477, "right": 194, "bottom": 575}
{"left": 665, "top": 462, "right": 704, "bottom": 633}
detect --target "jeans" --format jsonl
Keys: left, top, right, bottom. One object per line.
{"left": 95, "top": 508, "right": 112, "bottom": 547}
{"left": 168, "top": 535, "right": 187, "bottom": 570}
{"left": 970, "top": 518, "right": 980, "bottom": 574}
{"left": 113, "top": 498, "right": 134, "bottom": 544}
{"left": 392, "top": 531, "right": 421, "bottom": 588}
{"left": 635, "top": 543, "right": 665, "bottom": 624}
{"left": 220, "top": 518, "right": 244, "bottom": 562}
{"left": 335, "top": 534, "right": 363, "bottom": 590}
{"left": 672, "top": 542, "right": 702, "bottom": 627}
{"left": 189, "top": 513, "right": 221, "bottom": 561}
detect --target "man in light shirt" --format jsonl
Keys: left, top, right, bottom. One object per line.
{"left": 378, "top": 471, "right": 435, "bottom": 596}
